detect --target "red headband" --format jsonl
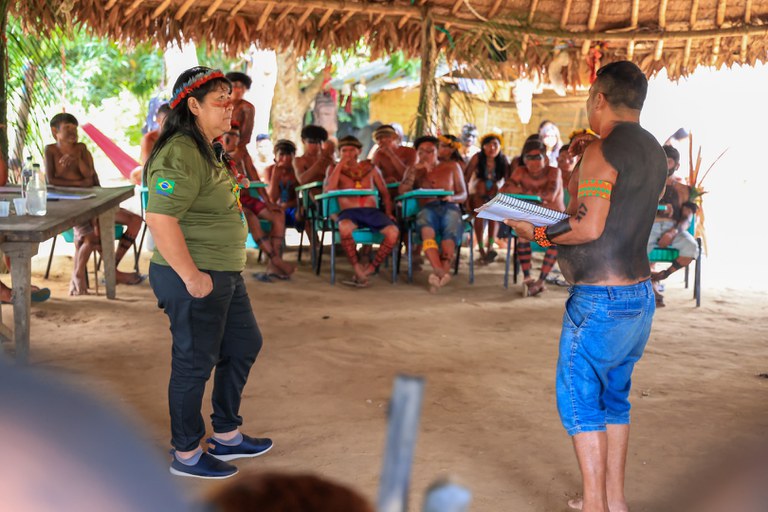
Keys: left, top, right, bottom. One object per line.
{"left": 170, "top": 70, "right": 226, "bottom": 109}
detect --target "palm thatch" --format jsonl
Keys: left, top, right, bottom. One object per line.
{"left": 11, "top": 0, "right": 768, "bottom": 83}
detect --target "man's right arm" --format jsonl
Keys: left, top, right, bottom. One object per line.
{"left": 324, "top": 163, "right": 343, "bottom": 191}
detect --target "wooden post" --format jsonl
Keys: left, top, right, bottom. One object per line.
{"left": 0, "top": 0, "right": 9, "bottom": 165}
{"left": 415, "top": 10, "right": 438, "bottom": 137}
{"left": 98, "top": 208, "right": 118, "bottom": 299}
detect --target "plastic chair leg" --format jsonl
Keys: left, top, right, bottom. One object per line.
{"left": 298, "top": 229, "right": 304, "bottom": 263}
{"left": 513, "top": 236, "right": 520, "bottom": 285}
{"left": 316, "top": 229, "right": 325, "bottom": 276}
{"left": 330, "top": 226, "right": 336, "bottom": 285}
{"left": 468, "top": 224, "right": 474, "bottom": 285}
{"left": 407, "top": 229, "right": 414, "bottom": 283}
{"left": 391, "top": 244, "right": 398, "bottom": 284}
{"left": 504, "top": 239, "right": 512, "bottom": 289}
{"left": 684, "top": 265, "right": 689, "bottom": 289}
{"left": 695, "top": 238, "right": 702, "bottom": 307}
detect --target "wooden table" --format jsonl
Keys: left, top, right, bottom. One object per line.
{"left": 0, "top": 185, "right": 135, "bottom": 363}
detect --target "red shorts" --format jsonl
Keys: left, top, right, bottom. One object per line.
{"left": 241, "top": 191, "right": 266, "bottom": 215}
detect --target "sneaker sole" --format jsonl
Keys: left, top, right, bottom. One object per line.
{"left": 169, "top": 466, "right": 239, "bottom": 479}
{"left": 208, "top": 443, "right": 273, "bottom": 462}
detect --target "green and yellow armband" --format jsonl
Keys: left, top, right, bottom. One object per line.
{"left": 577, "top": 179, "right": 613, "bottom": 200}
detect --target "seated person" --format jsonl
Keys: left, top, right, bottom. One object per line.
{"left": 255, "top": 134, "right": 274, "bottom": 183}
{"left": 464, "top": 133, "right": 510, "bottom": 263}
{"left": 459, "top": 123, "right": 480, "bottom": 163}
{"left": 324, "top": 136, "right": 399, "bottom": 287}
{"left": 131, "top": 103, "right": 170, "bottom": 185}
{"left": 268, "top": 140, "right": 301, "bottom": 229}
{"left": 555, "top": 142, "right": 578, "bottom": 206}
{"left": 437, "top": 134, "right": 465, "bottom": 167}
{"left": 371, "top": 124, "right": 416, "bottom": 184}
{"left": 44, "top": 113, "right": 144, "bottom": 295}
{"left": 399, "top": 136, "right": 467, "bottom": 292}
{"left": 221, "top": 126, "right": 295, "bottom": 279}
{"left": 293, "top": 125, "right": 335, "bottom": 186}
{"left": 499, "top": 139, "right": 564, "bottom": 296}
{"left": 647, "top": 145, "right": 699, "bottom": 307}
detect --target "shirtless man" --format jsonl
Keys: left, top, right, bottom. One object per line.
{"left": 225, "top": 72, "right": 256, "bottom": 164}
{"left": 500, "top": 139, "right": 564, "bottom": 296}
{"left": 647, "top": 145, "right": 699, "bottom": 306}
{"left": 268, "top": 139, "right": 301, "bottom": 229}
{"left": 370, "top": 124, "right": 416, "bottom": 184}
{"left": 45, "top": 113, "right": 144, "bottom": 295}
{"left": 293, "top": 125, "right": 335, "bottom": 186}
{"left": 399, "top": 136, "right": 467, "bottom": 292}
{"left": 140, "top": 103, "right": 170, "bottom": 163}
{"left": 556, "top": 143, "right": 578, "bottom": 203}
{"left": 504, "top": 61, "right": 667, "bottom": 512}
{"left": 324, "top": 136, "right": 399, "bottom": 287}
{"left": 221, "top": 126, "right": 295, "bottom": 279}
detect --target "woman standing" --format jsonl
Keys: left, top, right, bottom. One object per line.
{"left": 144, "top": 67, "right": 272, "bottom": 479}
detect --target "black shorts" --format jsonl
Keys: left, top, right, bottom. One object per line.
{"left": 337, "top": 207, "right": 394, "bottom": 232}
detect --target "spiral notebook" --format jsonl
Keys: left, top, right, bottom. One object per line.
{"left": 475, "top": 194, "right": 569, "bottom": 226}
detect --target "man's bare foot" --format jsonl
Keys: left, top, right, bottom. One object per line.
{"left": 439, "top": 272, "right": 452, "bottom": 287}
{"left": 268, "top": 259, "right": 296, "bottom": 277}
{"left": 69, "top": 275, "right": 90, "bottom": 296}
{"left": 567, "top": 496, "right": 628, "bottom": 512}
{"left": 428, "top": 272, "right": 443, "bottom": 293}
{"left": 353, "top": 264, "right": 369, "bottom": 285}
{"left": 361, "top": 263, "right": 378, "bottom": 277}
{"left": 116, "top": 270, "right": 146, "bottom": 285}
{"left": 527, "top": 279, "right": 547, "bottom": 296}
{"left": 0, "top": 284, "right": 11, "bottom": 303}
{"left": 522, "top": 277, "right": 535, "bottom": 297}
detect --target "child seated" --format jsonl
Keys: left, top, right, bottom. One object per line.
{"left": 44, "top": 113, "right": 144, "bottom": 295}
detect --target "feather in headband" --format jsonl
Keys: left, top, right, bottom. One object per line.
{"left": 438, "top": 135, "right": 462, "bottom": 151}
{"left": 170, "top": 70, "right": 226, "bottom": 109}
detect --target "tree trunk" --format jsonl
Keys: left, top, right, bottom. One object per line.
{"left": 0, "top": 0, "right": 9, "bottom": 172}
{"left": 270, "top": 47, "right": 326, "bottom": 146}
{"left": 415, "top": 11, "right": 439, "bottom": 137}
{"left": 12, "top": 63, "right": 38, "bottom": 171}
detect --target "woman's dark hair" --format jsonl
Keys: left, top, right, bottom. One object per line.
{"left": 439, "top": 134, "right": 463, "bottom": 162}
{"left": 144, "top": 67, "right": 232, "bottom": 183}
{"left": 477, "top": 137, "right": 508, "bottom": 182}
{"left": 413, "top": 135, "right": 438, "bottom": 150}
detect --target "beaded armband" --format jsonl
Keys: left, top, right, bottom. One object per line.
{"left": 577, "top": 179, "right": 613, "bottom": 200}
{"left": 533, "top": 226, "right": 553, "bottom": 247}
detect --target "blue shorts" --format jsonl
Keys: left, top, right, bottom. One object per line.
{"left": 415, "top": 201, "right": 463, "bottom": 245}
{"left": 337, "top": 207, "right": 394, "bottom": 232}
{"left": 556, "top": 280, "right": 655, "bottom": 436}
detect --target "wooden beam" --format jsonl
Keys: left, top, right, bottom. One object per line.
{"left": 630, "top": 0, "right": 640, "bottom": 26}
{"left": 627, "top": 40, "right": 635, "bottom": 60}
{"left": 587, "top": 0, "right": 600, "bottom": 30}
{"left": 230, "top": 0, "right": 247, "bottom": 17}
{"left": 374, "top": 13, "right": 386, "bottom": 25}
{"left": 398, "top": 14, "right": 412, "bottom": 29}
{"left": 683, "top": 38, "right": 692, "bottom": 69}
{"left": 151, "top": 0, "right": 173, "bottom": 19}
{"left": 318, "top": 8, "right": 334, "bottom": 28}
{"left": 658, "top": 0, "right": 668, "bottom": 28}
{"left": 654, "top": 40, "right": 664, "bottom": 61}
{"left": 560, "top": 0, "right": 573, "bottom": 29}
{"left": 275, "top": 6, "right": 294, "bottom": 24}
{"left": 488, "top": 0, "right": 503, "bottom": 19}
{"left": 175, "top": 0, "right": 197, "bottom": 20}
{"left": 257, "top": 2, "right": 276, "bottom": 30}
{"left": 527, "top": 0, "right": 540, "bottom": 25}
{"left": 690, "top": 0, "right": 699, "bottom": 27}
{"left": 105, "top": 0, "right": 119, "bottom": 10}
{"left": 297, "top": 8, "right": 314, "bottom": 27}
{"left": 742, "top": 0, "right": 753, "bottom": 62}
{"left": 203, "top": 0, "right": 225, "bottom": 20}
{"left": 124, "top": 0, "right": 145, "bottom": 17}
{"left": 716, "top": 0, "right": 727, "bottom": 26}
{"left": 451, "top": 0, "right": 462, "bottom": 16}
{"left": 336, "top": 11, "right": 355, "bottom": 28}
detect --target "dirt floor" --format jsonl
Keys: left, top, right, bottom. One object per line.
{"left": 3, "top": 246, "right": 768, "bottom": 511}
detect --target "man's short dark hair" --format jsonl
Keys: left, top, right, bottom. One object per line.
{"left": 413, "top": 136, "right": 438, "bottom": 150}
{"left": 301, "top": 125, "right": 328, "bottom": 142}
{"left": 593, "top": 61, "right": 648, "bottom": 111}
{"left": 225, "top": 72, "right": 252, "bottom": 89}
{"left": 663, "top": 145, "right": 680, "bottom": 164}
{"left": 50, "top": 113, "right": 79, "bottom": 129}
{"left": 157, "top": 103, "right": 171, "bottom": 117}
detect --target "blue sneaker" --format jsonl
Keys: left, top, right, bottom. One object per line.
{"left": 169, "top": 451, "right": 238, "bottom": 479}
{"left": 206, "top": 434, "right": 273, "bottom": 461}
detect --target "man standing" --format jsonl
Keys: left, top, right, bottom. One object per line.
{"left": 225, "top": 72, "right": 255, "bottom": 163}
{"left": 505, "top": 61, "right": 667, "bottom": 512}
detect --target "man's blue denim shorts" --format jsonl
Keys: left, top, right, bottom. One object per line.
{"left": 415, "top": 201, "right": 463, "bottom": 245}
{"left": 556, "top": 280, "right": 655, "bottom": 436}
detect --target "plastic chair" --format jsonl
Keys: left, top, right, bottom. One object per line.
{"left": 497, "top": 194, "right": 545, "bottom": 289}
{"left": 296, "top": 180, "right": 324, "bottom": 270}
{"left": 395, "top": 191, "right": 474, "bottom": 285}
{"left": 314, "top": 189, "right": 398, "bottom": 285}
{"left": 649, "top": 214, "right": 702, "bottom": 307}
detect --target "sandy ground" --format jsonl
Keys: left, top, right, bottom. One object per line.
{"left": 2, "top": 243, "right": 768, "bottom": 512}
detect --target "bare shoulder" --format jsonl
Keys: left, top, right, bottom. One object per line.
{"left": 581, "top": 140, "right": 617, "bottom": 180}
{"left": 44, "top": 144, "right": 58, "bottom": 156}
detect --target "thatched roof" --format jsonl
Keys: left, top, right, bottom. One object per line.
{"left": 13, "top": 0, "right": 768, "bottom": 82}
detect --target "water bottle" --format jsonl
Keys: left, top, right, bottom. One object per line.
{"left": 21, "top": 156, "right": 33, "bottom": 199}
{"left": 26, "top": 164, "right": 47, "bottom": 216}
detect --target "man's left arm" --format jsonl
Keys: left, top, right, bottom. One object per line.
{"left": 506, "top": 142, "right": 615, "bottom": 244}
{"left": 238, "top": 104, "right": 255, "bottom": 151}
{"left": 373, "top": 167, "right": 395, "bottom": 218}
{"left": 449, "top": 162, "right": 468, "bottom": 203}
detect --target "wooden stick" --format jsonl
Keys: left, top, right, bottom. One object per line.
{"left": 175, "top": 0, "right": 197, "bottom": 20}
{"left": 631, "top": 0, "right": 640, "bottom": 26}
{"left": 297, "top": 7, "right": 314, "bottom": 27}
{"left": 336, "top": 10, "right": 354, "bottom": 28}
{"left": 487, "top": 0, "right": 503, "bottom": 19}
{"left": 124, "top": 0, "right": 145, "bottom": 17}
{"left": 398, "top": 14, "right": 412, "bottom": 29}
{"left": 203, "top": 0, "right": 225, "bottom": 20}
{"left": 451, "top": 0, "right": 463, "bottom": 16}
{"left": 105, "top": 0, "right": 119, "bottom": 10}
{"left": 230, "top": 0, "right": 247, "bottom": 17}
{"left": 527, "top": 0, "right": 540, "bottom": 25}
{"left": 658, "top": 0, "right": 668, "bottom": 29}
{"left": 275, "top": 6, "right": 294, "bottom": 24}
{"left": 257, "top": 3, "right": 276, "bottom": 30}
{"left": 716, "top": 0, "right": 727, "bottom": 27}
{"left": 560, "top": 0, "right": 573, "bottom": 29}
{"left": 654, "top": 40, "right": 664, "bottom": 61}
{"left": 683, "top": 38, "right": 692, "bottom": 69}
{"left": 318, "top": 8, "right": 334, "bottom": 29}
{"left": 742, "top": 0, "right": 753, "bottom": 62}
{"left": 627, "top": 39, "right": 635, "bottom": 60}
{"left": 587, "top": 0, "right": 600, "bottom": 30}
{"left": 374, "top": 13, "right": 386, "bottom": 25}
{"left": 690, "top": 0, "right": 699, "bottom": 27}
{"left": 151, "top": 0, "right": 173, "bottom": 19}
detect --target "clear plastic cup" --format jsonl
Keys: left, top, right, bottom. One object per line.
{"left": 0, "top": 201, "right": 10, "bottom": 217}
{"left": 13, "top": 197, "right": 26, "bottom": 215}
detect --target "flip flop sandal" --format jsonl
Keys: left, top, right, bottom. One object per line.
{"left": 252, "top": 272, "right": 274, "bottom": 283}
{"left": 268, "top": 273, "right": 290, "bottom": 281}
{"left": 31, "top": 288, "right": 51, "bottom": 302}
{"left": 341, "top": 277, "right": 369, "bottom": 288}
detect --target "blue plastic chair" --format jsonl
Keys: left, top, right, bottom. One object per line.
{"left": 44, "top": 225, "right": 127, "bottom": 290}
{"left": 649, "top": 214, "right": 702, "bottom": 307}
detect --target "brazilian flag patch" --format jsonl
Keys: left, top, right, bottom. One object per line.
{"left": 155, "top": 178, "right": 175, "bottom": 196}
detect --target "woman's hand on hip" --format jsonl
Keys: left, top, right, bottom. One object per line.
{"left": 184, "top": 271, "right": 213, "bottom": 298}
